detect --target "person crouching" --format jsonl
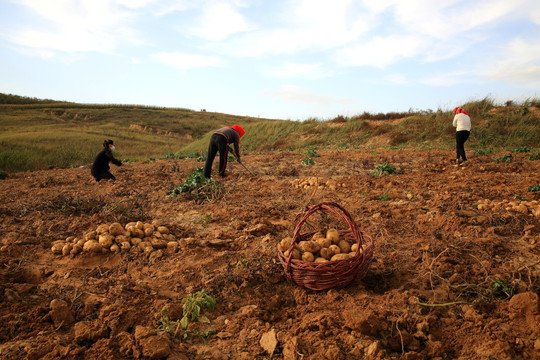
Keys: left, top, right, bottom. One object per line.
{"left": 91, "top": 139, "right": 122, "bottom": 182}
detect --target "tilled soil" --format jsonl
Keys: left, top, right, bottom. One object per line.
{"left": 0, "top": 148, "right": 539, "bottom": 360}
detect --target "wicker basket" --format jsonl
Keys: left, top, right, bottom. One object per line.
{"left": 278, "top": 202, "right": 374, "bottom": 291}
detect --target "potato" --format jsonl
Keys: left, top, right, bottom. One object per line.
{"left": 138, "top": 241, "right": 152, "bottom": 251}
{"left": 62, "top": 243, "right": 73, "bottom": 256}
{"left": 70, "top": 244, "right": 82, "bottom": 255}
{"left": 326, "top": 228, "right": 340, "bottom": 244}
{"left": 166, "top": 234, "right": 176, "bottom": 242}
{"left": 150, "top": 238, "right": 167, "bottom": 249}
{"left": 84, "top": 231, "right": 97, "bottom": 241}
{"left": 331, "top": 253, "right": 351, "bottom": 261}
{"left": 109, "top": 223, "right": 124, "bottom": 236}
{"left": 302, "top": 252, "right": 315, "bottom": 262}
{"left": 298, "top": 241, "right": 320, "bottom": 253}
{"left": 153, "top": 231, "right": 163, "bottom": 239}
{"left": 51, "top": 243, "right": 64, "bottom": 254}
{"left": 278, "top": 237, "right": 293, "bottom": 252}
{"left": 110, "top": 244, "right": 120, "bottom": 253}
{"left": 130, "top": 228, "right": 145, "bottom": 239}
{"left": 83, "top": 240, "right": 103, "bottom": 253}
{"left": 314, "top": 257, "right": 328, "bottom": 263}
{"left": 98, "top": 234, "right": 114, "bottom": 249}
{"left": 143, "top": 223, "right": 154, "bottom": 231}
{"left": 284, "top": 248, "right": 301, "bottom": 260}
{"left": 329, "top": 244, "right": 341, "bottom": 254}
{"left": 120, "top": 241, "right": 131, "bottom": 251}
{"left": 144, "top": 227, "right": 154, "bottom": 237}
{"left": 125, "top": 222, "right": 136, "bottom": 230}
{"left": 166, "top": 241, "right": 179, "bottom": 253}
{"left": 96, "top": 224, "right": 109, "bottom": 234}
{"left": 130, "top": 237, "right": 142, "bottom": 246}
{"left": 351, "top": 243, "right": 358, "bottom": 252}
{"left": 311, "top": 231, "right": 325, "bottom": 241}
{"left": 315, "top": 237, "right": 332, "bottom": 248}
{"left": 115, "top": 235, "right": 128, "bottom": 244}
{"left": 66, "top": 236, "right": 75, "bottom": 243}
{"left": 151, "top": 219, "right": 162, "bottom": 227}
{"left": 157, "top": 226, "right": 169, "bottom": 235}
{"left": 135, "top": 221, "right": 145, "bottom": 230}
{"left": 337, "top": 240, "right": 351, "bottom": 253}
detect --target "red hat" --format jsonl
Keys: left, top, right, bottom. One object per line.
{"left": 231, "top": 124, "right": 245, "bottom": 137}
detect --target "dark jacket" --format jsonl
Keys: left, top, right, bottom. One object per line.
{"left": 91, "top": 148, "right": 121, "bottom": 175}
{"left": 214, "top": 127, "right": 241, "bottom": 160}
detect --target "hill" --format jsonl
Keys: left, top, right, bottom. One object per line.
{"left": 0, "top": 93, "right": 539, "bottom": 172}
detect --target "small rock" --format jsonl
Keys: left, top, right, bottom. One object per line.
{"left": 365, "top": 341, "right": 380, "bottom": 357}
{"left": 260, "top": 328, "right": 277, "bottom": 355}
{"left": 74, "top": 320, "right": 109, "bottom": 343}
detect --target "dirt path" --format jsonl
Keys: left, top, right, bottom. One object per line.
{"left": 0, "top": 148, "right": 539, "bottom": 359}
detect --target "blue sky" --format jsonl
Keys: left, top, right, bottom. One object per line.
{"left": 1, "top": 0, "right": 539, "bottom": 120}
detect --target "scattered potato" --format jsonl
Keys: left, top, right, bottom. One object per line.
{"left": 98, "top": 234, "right": 114, "bottom": 249}
{"left": 151, "top": 238, "right": 167, "bottom": 249}
{"left": 157, "top": 226, "right": 169, "bottom": 235}
{"left": 315, "top": 257, "right": 328, "bottom": 263}
{"left": 83, "top": 240, "right": 102, "bottom": 253}
{"left": 110, "top": 244, "right": 120, "bottom": 253}
{"left": 109, "top": 223, "right": 124, "bottom": 236}
{"left": 51, "top": 243, "right": 64, "bottom": 255}
{"left": 135, "top": 221, "right": 145, "bottom": 230}
{"left": 71, "top": 244, "right": 82, "bottom": 255}
{"left": 120, "top": 241, "right": 131, "bottom": 251}
{"left": 312, "top": 232, "right": 325, "bottom": 241}
{"left": 351, "top": 243, "right": 358, "bottom": 252}
{"left": 96, "top": 224, "right": 109, "bottom": 234}
{"left": 315, "top": 237, "right": 331, "bottom": 248}
{"left": 62, "top": 243, "right": 73, "bottom": 256}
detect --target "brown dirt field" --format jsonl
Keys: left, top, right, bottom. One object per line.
{"left": 0, "top": 148, "right": 539, "bottom": 360}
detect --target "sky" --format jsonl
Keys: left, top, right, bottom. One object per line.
{"left": 0, "top": 0, "right": 539, "bottom": 120}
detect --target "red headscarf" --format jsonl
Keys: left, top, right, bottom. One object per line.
{"left": 231, "top": 124, "right": 245, "bottom": 137}
{"left": 453, "top": 107, "right": 469, "bottom": 116}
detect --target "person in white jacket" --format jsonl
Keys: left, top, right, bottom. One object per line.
{"left": 452, "top": 107, "right": 471, "bottom": 164}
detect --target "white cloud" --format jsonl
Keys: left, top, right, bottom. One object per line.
{"left": 188, "top": 2, "right": 255, "bottom": 41}
{"left": 420, "top": 70, "right": 476, "bottom": 87}
{"left": 336, "top": 35, "right": 425, "bottom": 68}
{"left": 8, "top": 0, "right": 142, "bottom": 55}
{"left": 153, "top": 51, "right": 222, "bottom": 69}
{"left": 260, "top": 85, "right": 355, "bottom": 106}
{"left": 483, "top": 39, "right": 540, "bottom": 83}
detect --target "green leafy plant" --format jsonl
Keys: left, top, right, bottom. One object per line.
{"left": 156, "top": 290, "right": 216, "bottom": 342}
{"left": 0, "top": 171, "right": 7, "bottom": 179}
{"left": 301, "top": 157, "right": 315, "bottom": 166}
{"left": 474, "top": 147, "right": 494, "bottom": 155}
{"left": 378, "top": 192, "right": 389, "bottom": 201}
{"left": 196, "top": 155, "right": 206, "bottom": 162}
{"left": 306, "top": 146, "right": 320, "bottom": 158}
{"left": 513, "top": 146, "right": 530, "bottom": 153}
{"left": 180, "top": 290, "right": 216, "bottom": 331}
{"left": 489, "top": 278, "right": 514, "bottom": 300}
{"left": 371, "top": 162, "right": 396, "bottom": 176}
{"left": 493, "top": 154, "right": 513, "bottom": 163}
{"left": 528, "top": 184, "right": 540, "bottom": 192}
{"left": 167, "top": 168, "right": 224, "bottom": 202}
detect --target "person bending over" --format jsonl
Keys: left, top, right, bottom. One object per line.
{"left": 204, "top": 125, "right": 245, "bottom": 178}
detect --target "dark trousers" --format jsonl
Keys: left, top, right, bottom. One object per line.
{"left": 92, "top": 170, "right": 116, "bottom": 182}
{"left": 204, "top": 133, "right": 229, "bottom": 178}
{"left": 456, "top": 130, "right": 470, "bottom": 161}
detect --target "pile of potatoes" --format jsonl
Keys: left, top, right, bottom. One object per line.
{"left": 51, "top": 221, "right": 179, "bottom": 256}
{"left": 290, "top": 177, "right": 347, "bottom": 191}
{"left": 278, "top": 228, "right": 368, "bottom": 263}
{"left": 476, "top": 199, "right": 540, "bottom": 216}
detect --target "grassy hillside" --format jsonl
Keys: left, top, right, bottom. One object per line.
{"left": 0, "top": 94, "right": 539, "bottom": 172}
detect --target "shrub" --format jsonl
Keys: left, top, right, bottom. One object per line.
{"left": 371, "top": 162, "right": 396, "bottom": 176}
